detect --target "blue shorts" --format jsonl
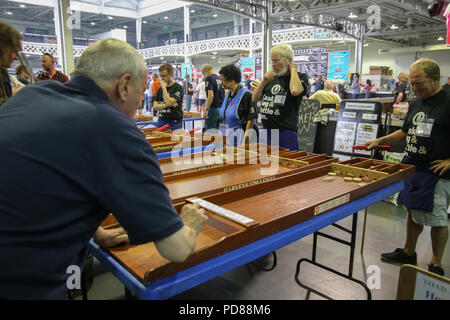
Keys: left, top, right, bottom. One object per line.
{"left": 409, "top": 178, "right": 450, "bottom": 227}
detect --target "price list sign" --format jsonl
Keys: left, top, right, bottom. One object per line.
{"left": 333, "top": 101, "right": 382, "bottom": 158}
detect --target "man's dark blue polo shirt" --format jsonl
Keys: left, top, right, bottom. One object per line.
{"left": 0, "top": 75, "right": 183, "bottom": 299}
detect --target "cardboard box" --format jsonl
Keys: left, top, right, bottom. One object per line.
{"left": 370, "top": 68, "right": 383, "bottom": 75}
{"left": 369, "top": 66, "right": 391, "bottom": 75}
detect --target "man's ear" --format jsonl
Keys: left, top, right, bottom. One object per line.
{"left": 433, "top": 74, "right": 440, "bottom": 84}
{"left": 117, "top": 73, "right": 133, "bottom": 102}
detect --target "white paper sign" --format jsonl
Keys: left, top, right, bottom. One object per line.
{"left": 345, "top": 102, "right": 376, "bottom": 111}
{"left": 414, "top": 272, "right": 450, "bottom": 300}
{"left": 362, "top": 113, "right": 378, "bottom": 121}
{"left": 355, "top": 123, "right": 379, "bottom": 155}
{"left": 334, "top": 121, "right": 357, "bottom": 154}
{"left": 343, "top": 112, "right": 357, "bottom": 119}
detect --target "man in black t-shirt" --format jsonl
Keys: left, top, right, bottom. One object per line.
{"left": 252, "top": 44, "right": 308, "bottom": 150}
{"left": 366, "top": 58, "right": 449, "bottom": 277}
{"left": 154, "top": 63, "right": 184, "bottom": 130}
{"left": 202, "top": 64, "right": 225, "bottom": 132}
{"left": 183, "top": 75, "right": 194, "bottom": 112}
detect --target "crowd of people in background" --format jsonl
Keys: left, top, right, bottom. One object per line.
{"left": 1, "top": 18, "right": 449, "bottom": 301}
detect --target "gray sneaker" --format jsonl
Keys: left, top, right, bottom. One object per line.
{"left": 381, "top": 248, "right": 417, "bottom": 265}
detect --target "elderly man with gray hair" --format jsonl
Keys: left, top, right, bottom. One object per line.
{"left": 0, "top": 38, "right": 207, "bottom": 299}
{"left": 309, "top": 79, "right": 341, "bottom": 108}
{"left": 252, "top": 44, "right": 309, "bottom": 150}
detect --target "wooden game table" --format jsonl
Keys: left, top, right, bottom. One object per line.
{"left": 88, "top": 146, "right": 414, "bottom": 299}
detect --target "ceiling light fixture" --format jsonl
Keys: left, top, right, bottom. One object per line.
{"left": 143, "top": 20, "right": 147, "bottom": 24}
{"left": 190, "top": 9, "right": 195, "bottom": 13}
{"left": 90, "top": 22, "right": 96, "bottom": 25}
{"left": 164, "top": 16, "right": 168, "bottom": 19}
{"left": 348, "top": 12, "right": 358, "bottom": 19}
{"left": 213, "top": 14, "right": 218, "bottom": 17}
{"left": 107, "top": 16, "right": 114, "bottom": 20}
{"left": 6, "top": 11, "right": 13, "bottom": 15}
{"left": 437, "top": 36, "right": 444, "bottom": 40}
{"left": 390, "top": 24, "right": 398, "bottom": 29}
{"left": 20, "top": 4, "right": 26, "bottom": 8}
{"left": 123, "top": 26, "right": 127, "bottom": 29}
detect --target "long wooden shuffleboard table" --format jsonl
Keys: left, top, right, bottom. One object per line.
{"left": 89, "top": 144, "right": 414, "bottom": 299}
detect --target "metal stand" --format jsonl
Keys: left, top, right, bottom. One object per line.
{"left": 294, "top": 212, "right": 372, "bottom": 300}
{"left": 249, "top": 251, "right": 277, "bottom": 272}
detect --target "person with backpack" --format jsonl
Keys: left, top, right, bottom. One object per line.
{"left": 35, "top": 53, "right": 68, "bottom": 83}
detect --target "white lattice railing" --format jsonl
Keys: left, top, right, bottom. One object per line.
{"left": 140, "top": 43, "right": 185, "bottom": 59}
{"left": 187, "top": 35, "right": 251, "bottom": 56}
{"left": 21, "top": 27, "right": 355, "bottom": 59}
{"left": 22, "top": 42, "right": 88, "bottom": 58}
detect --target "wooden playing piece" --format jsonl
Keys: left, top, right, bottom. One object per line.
{"left": 331, "top": 162, "right": 389, "bottom": 182}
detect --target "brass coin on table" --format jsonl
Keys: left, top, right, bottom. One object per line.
{"left": 323, "top": 176, "right": 336, "bottom": 182}
{"left": 344, "top": 177, "right": 353, "bottom": 182}
{"left": 328, "top": 172, "right": 337, "bottom": 176}
{"left": 352, "top": 178, "right": 362, "bottom": 182}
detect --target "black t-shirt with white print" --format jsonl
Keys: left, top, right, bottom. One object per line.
{"left": 259, "top": 71, "right": 309, "bottom": 131}
{"left": 205, "top": 74, "right": 225, "bottom": 108}
{"left": 155, "top": 82, "right": 184, "bottom": 121}
{"left": 401, "top": 89, "right": 450, "bottom": 178}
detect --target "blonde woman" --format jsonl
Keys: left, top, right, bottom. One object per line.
{"left": 394, "top": 72, "right": 409, "bottom": 104}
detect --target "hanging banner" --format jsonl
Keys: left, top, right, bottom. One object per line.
{"left": 294, "top": 53, "right": 328, "bottom": 79}
{"left": 240, "top": 57, "right": 256, "bottom": 81}
{"left": 194, "top": 68, "right": 203, "bottom": 78}
{"left": 181, "top": 62, "right": 192, "bottom": 79}
{"left": 328, "top": 51, "right": 350, "bottom": 81}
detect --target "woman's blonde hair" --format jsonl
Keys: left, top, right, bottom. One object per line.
{"left": 397, "top": 72, "right": 409, "bottom": 82}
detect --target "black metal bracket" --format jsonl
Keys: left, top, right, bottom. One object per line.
{"left": 249, "top": 251, "right": 277, "bottom": 272}
{"left": 294, "top": 212, "right": 372, "bottom": 300}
